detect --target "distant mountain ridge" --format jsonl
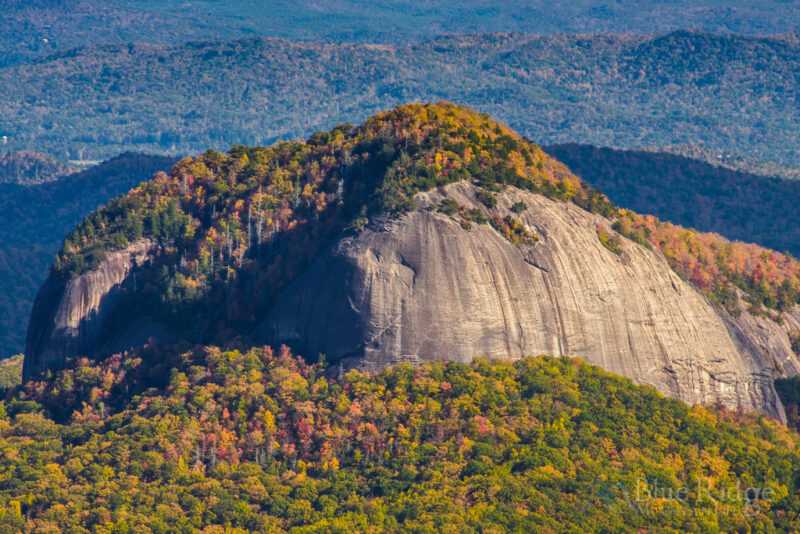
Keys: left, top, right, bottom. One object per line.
{"left": 0, "top": 151, "right": 75, "bottom": 184}
{"left": 645, "top": 144, "right": 800, "bottom": 180}
{"left": 3, "top": 31, "right": 799, "bottom": 174}
{"left": 3, "top": 1, "right": 800, "bottom": 66}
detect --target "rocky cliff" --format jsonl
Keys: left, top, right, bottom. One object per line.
{"left": 27, "top": 182, "right": 798, "bottom": 417}
{"left": 261, "top": 182, "right": 799, "bottom": 419}
{"left": 23, "top": 240, "right": 158, "bottom": 379}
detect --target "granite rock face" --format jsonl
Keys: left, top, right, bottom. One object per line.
{"left": 24, "top": 182, "right": 800, "bottom": 419}
{"left": 725, "top": 306, "right": 800, "bottom": 378}
{"left": 23, "top": 240, "right": 157, "bottom": 380}
{"left": 261, "top": 183, "right": 799, "bottom": 419}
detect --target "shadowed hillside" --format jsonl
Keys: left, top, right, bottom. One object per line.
{"left": 546, "top": 144, "right": 800, "bottom": 257}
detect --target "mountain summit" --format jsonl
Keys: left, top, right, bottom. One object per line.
{"left": 23, "top": 103, "right": 800, "bottom": 418}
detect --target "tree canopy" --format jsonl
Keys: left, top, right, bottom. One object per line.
{"left": 2, "top": 345, "right": 800, "bottom": 532}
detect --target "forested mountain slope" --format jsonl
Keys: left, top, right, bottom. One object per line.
{"left": 546, "top": 144, "right": 800, "bottom": 257}
{"left": 3, "top": 348, "right": 800, "bottom": 531}
{"left": 24, "top": 103, "right": 800, "bottom": 418}
{"left": 0, "top": 153, "right": 175, "bottom": 357}
{"left": 2, "top": 31, "right": 799, "bottom": 175}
